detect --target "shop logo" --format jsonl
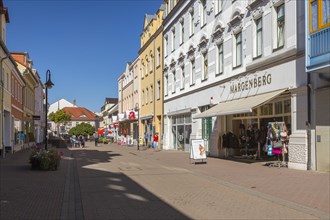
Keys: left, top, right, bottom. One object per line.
{"left": 230, "top": 74, "right": 272, "bottom": 94}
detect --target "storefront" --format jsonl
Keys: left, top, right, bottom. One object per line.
{"left": 118, "top": 110, "right": 138, "bottom": 145}
{"left": 193, "top": 68, "right": 309, "bottom": 170}
{"left": 166, "top": 109, "right": 192, "bottom": 151}
{"left": 140, "top": 115, "right": 153, "bottom": 146}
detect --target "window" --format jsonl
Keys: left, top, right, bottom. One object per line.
{"left": 141, "top": 63, "right": 144, "bottom": 78}
{"left": 255, "top": 18, "right": 263, "bottom": 57}
{"left": 215, "top": 0, "right": 222, "bottom": 14}
{"left": 235, "top": 32, "right": 242, "bottom": 67}
{"left": 15, "top": 81, "right": 17, "bottom": 99}
{"left": 309, "top": 0, "right": 330, "bottom": 33}
{"left": 146, "top": 87, "right": 148, "bottom": 104}
{"left": 157, "top": 47, "right": 161, "bottom": 67}
{"left": 11, "top": 76, "right": 14, "bottom": 95}
{"left": 190, "top": 59, "right": 195, "bottom": 85}
{"left": 150, "top": 85, "right": 153, "bottom": 103}
{"left": 216, "top": 43, "right": 223, "bottom": 75}
{"left": 142, "top": 90, "right": 145, "bottom": 105}
{"left": 150, "top": 53, "right": 153, "bottom": 73}
{"left": 202, "top": 52, "right": 208, "bottom": 80}
{"left": 180, "top": 20, "right": 184, "bottom": 44}
{"left": 164, "top": 36, "right": 168, "bottom": 57}
{"left": 190, "top": 10, "right": 194, "bottom": 36}
{"left": 201, "top": 0, "right": 207, "bottom": 26}
{"left": 145, "top": 57, "right": 149, "bottom": 75}
{"left": 180, "top": 65, "right": 185, "bottom": 89}
{"left": 172, "top": 28, "right": 175, "bottom": 51}
{"left": 157, "top": 80, "right": 161, "bottom": 100}
{"left": 165, "top": 75, "right": 169, "bottom": 96}
{"left": 275, "top": 101, "right": 283, "bottom": 114}
{"left": 276, "top": 4, "right": 285, "bottom": 48}
{"left": 6, "top": 72, "right": 9, "bottom": 90}
{"left": 172, "top": 71, "right": 176, "bottom": 93}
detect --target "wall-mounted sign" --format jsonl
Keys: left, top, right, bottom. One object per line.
{"left": 230, "top": 73, "right": 272, "bottom": 94}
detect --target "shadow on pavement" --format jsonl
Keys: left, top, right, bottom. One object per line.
{"left": 71, "top": 148, "right": 191, "bottom": 220}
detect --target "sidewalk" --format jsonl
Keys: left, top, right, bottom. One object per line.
{"left": 0, "top": 142, "right": 329, "bottom": 220}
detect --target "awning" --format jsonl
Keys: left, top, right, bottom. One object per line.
{"left": 193, "top": 89, "right": 287, "bottom": 119}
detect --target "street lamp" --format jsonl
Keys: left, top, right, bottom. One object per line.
{"left": 44, "top": 70, "right": 54, "bottom": 150}
{"left": 135, "top": 103, "right": 139, "bottom": 150}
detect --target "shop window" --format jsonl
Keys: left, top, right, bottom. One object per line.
{"left": 260, "top": 103, "right": 273, "bottom": 116}
{"left": 275, "top": 101, "right": 283, "bottom": 114}
{"left": 185, "top": 115, "right": 191, "bottom": 123}
{"left": 172, "top": 117, "right": 176, "bottom": 125}
{"left": 284, "top": 99, "right": 291, "bottom": 113}
{"left": 177, "top": 115, "right": 184, "bottom": 124}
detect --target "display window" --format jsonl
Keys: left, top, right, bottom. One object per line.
{"left": 225, "top": 97, "right": 291, "bottom": 161}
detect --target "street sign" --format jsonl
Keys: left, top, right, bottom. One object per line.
{"left": 33, "top": 115, "right": 41, "bottom": 120}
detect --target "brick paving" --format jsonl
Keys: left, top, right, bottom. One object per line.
{"left": 0, "top": 141, "right": 329, "bottom": 220}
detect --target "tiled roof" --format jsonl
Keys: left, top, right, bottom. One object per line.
{"left": 63, "top": 107, "right": 98, "bottom": 121}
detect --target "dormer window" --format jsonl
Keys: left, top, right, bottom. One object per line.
{"left": 80, "top": 114, "right": 87, "bottom": 118}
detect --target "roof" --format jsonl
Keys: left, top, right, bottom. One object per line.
{"left": 63, "top": 107, "right": 98, "bottom": 121}
{"left": 105, "top": 98, "right": 118, "bottom": 104}
{"left": 145, "top": 14, "right": 156, "bottom": 24}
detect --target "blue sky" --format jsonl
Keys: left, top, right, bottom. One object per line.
{"left": 4, "top": 0, "right": 163, "bottom": 112}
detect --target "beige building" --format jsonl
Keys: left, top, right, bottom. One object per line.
{"left": 12, "top": 52, "right": 39, "bottom": 147}
{"left": 138, "top": 3, "right": 165, "bottom": 146}
{"left": 117, "top": 58, "right": 140, "bottom": 145}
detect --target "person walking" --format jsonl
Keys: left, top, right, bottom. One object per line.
{"left": 93, "top": 132, "right": 99, "bottom": 146}
{"left": 144, "top": 132, "right": 149, "bottom": 148}
{"left": 153, "top": 132, "right": 159, "bottom": 151}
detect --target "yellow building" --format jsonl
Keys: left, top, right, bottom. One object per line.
{"left": 138, "top": 3, "right": 165, "bottom": 146}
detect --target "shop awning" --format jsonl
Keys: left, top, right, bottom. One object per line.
{"left": 193, "top": 89, "right": 287, "bottom": 119}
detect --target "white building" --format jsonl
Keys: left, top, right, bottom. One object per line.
{"left": 48, "top": 98, "right": 74, "bottom": 115}
{"left": 33, "top": 70, "right": 45, "bottom": 144}
{"left": 163, "top": 0, "right": 308, "bottom": 170}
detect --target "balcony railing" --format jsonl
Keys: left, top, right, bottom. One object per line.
{"left": 309, "top": 27, "right": 330, "bottom": 58}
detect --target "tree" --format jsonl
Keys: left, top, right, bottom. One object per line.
{"left": 48, "top": 109, "right": 72, "bottom": 136}
{"left": 68, "top": 123, "right": 95, "bottom": 136}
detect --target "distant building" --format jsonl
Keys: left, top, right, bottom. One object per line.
{"left": 51, "top": 106, "right": 100, "bottom": 135}
{"left": 48, "top": 98, "right": 74, "bottom": 115}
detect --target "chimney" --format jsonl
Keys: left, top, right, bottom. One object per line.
{"left": 73, "top": 99, "right": 76, "bottom": 107}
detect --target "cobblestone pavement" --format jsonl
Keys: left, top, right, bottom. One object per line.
{"left": 0, "top": 142, "right": 329, "bottom": 220}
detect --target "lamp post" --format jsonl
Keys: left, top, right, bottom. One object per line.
{"left": 44, "top": 70, "right": 54, "bottom": 150}
{"left": 135, "top": 103, "right": 139, "bottom": 150}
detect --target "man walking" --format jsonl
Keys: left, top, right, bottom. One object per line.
{"left": 144, "top": 132, "right": 149, "bottom": 148}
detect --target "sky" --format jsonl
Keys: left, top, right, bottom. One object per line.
{"left": 4, "top": 0, "right": 163, "bottom": 113}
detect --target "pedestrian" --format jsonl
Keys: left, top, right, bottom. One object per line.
{"left": 93, "top": 132, "right": 99, "bottom": 146}
{"left": 144, "top": 132, "right": 149, "bottom": 147}
{"left": 153, "top": 132, "right": 159, "bottom": 151}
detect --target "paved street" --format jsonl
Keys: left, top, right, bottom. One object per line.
{"left": 0, "top": 141, "right": 329, "bottom": 220}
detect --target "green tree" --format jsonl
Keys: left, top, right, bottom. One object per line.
{"left": 68, "top": 123, "right": 95, "bottom": 136}
{"left": 48, "top": 109, "right": 72, "bottom": 136}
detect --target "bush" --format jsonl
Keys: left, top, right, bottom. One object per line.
{"left": 29, "top": 147, "right": 62, "bottom": 171}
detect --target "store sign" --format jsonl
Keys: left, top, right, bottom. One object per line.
{"left": 230, "top": 73, "right": 272, "bottom": 94}
{"left": 128, "top": 111, "right": 136, "bottom": 119}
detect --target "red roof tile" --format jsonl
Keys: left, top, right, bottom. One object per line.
{"left": 63, "top": 107, "right": 97, "bottom": 121}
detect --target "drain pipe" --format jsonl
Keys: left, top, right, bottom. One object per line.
{"left": 306, "top": 74, "right": 312, "bottom": 170}
{"left": 1, "top": 56, "right": 8, "bottom": 158}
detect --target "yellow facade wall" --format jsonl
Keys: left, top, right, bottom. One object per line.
{"left": 139, "top": 7, "right": 164, "bottom": 140}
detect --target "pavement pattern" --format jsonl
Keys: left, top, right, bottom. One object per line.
{"left": 0, "top": 141, "right": 329, "bottom": 220}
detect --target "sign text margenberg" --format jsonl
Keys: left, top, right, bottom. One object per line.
{"left": 230, "top": 74, "right": 272, "bottom": 94}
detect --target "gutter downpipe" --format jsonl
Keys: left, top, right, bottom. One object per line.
{"left": 1, "top": 55, "right": 8, "bottom": 158}
{"left": 307, "top": 74, "right": 312, "bottom": 170}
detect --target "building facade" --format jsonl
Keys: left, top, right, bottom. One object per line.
{"left": 117, "top": 60, "right": 139, "bottom": 145}
{"left": 305, "top": 0, "right": 330, "bottom": 172}
{"left": 162, "top": 0, "right": 309, "bottom": 170}
{"left": 138, "top": 3, "right": 165, "bottom": 146}
{"left": 12, "top": 52, "right": 39, "bottom": 147}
